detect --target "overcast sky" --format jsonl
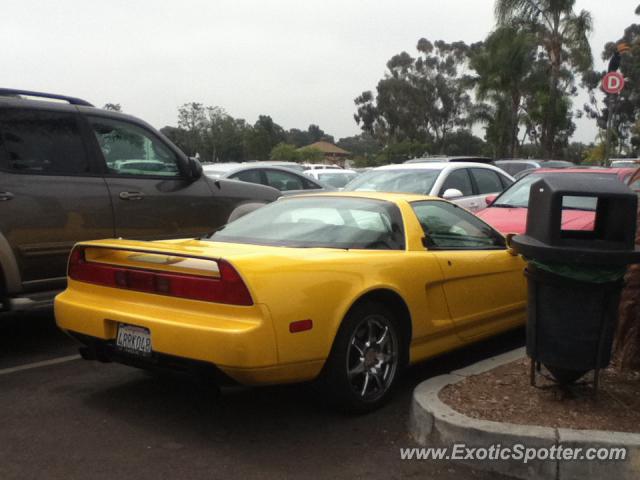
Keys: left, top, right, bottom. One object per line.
{"left": 1, "top": 0, "right": 637, "bottom": 144}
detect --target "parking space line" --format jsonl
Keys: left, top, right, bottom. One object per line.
{"left": 0, "top": 354, "right": 81, "bottom": 376}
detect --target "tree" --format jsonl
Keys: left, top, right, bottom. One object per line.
{"left": 245, "top": 115, "right": 286, "bottom": 160}
{"left": 469, "top": 27, "right": 536, "bottom": 158}
{"left": 176, "top": 102, "right": 208, "bottom": 157}
{"left": 584, "top": 21, "right": 640, "bottom": 158}
{"left": 354, "top": 39, "right": 473, "bottom": 151}
{"left": 336, "top": 133, "right": 381, "bottom": 157}
{"left": 496, "top": 0, "right": 593, "bottom": 158}
{"left": 297, "top": 147, "right": 324, "bottom": 163}
{"left": 270, "top": 143, "right": 300, "bottom": 161}
{"left": 285, "top": 124, "right": 335, "bottom": 147}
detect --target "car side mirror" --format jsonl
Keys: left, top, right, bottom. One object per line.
{"left": 442, "top": 188, "right": 464, "bottom": 200}
{"left": 188, "top": 157, "right": 203, "bottom": 180}
{"left": 485, "top": 194, "right": 498, "bottom": 206}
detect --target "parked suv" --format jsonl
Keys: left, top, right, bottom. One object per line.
{"left": 0, "top": 89, "right": 280, "bottom": 313}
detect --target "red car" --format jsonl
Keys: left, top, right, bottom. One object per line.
{"left": 477, "top": 168, "right": 638, "bottom": 235}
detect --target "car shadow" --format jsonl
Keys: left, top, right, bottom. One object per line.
{"left": 80, "top": 328, "right": 525, "bottom": 443}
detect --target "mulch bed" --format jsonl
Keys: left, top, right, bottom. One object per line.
{"left": 439, "top": 358, "right": 640, "bottom": 433}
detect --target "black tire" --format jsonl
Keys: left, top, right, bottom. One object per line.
{"left": 318, "top": 301, "right": 404, "bottom": 414}
{"left": 545, "top": 365, "right": 588, "bottom": 385}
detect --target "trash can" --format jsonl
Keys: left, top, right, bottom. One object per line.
{"left": 510, "top": 173, "right": 640, "bottom": 385}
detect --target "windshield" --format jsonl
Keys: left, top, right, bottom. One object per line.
{"left": 317, "top": 172, "right": 358, "bottom": 188}
{"left": 494, "top": 174, "right": 598, "bottom": 211}
{"left": 210, "top": 197, "right": 405, "bottom": 249}
{"left": 343, "top": 169, "right": 441, "bottom": 194}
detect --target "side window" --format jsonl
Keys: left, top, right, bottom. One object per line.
{"left": 471, "top": 168, "right": 503, "bottom": 194}
{"left": 504, "top": 162, "right": 526, "bottom": 175}
{"left": 230, "top": 169, "right": 263, "bottom": 184}
{"left": 0, "top": 109, "right": 89, "bottom": 174}
{"left": 412, "top": 200, "right": 505, "bottom": 249}
{"left": 88, "top": 117, "right": 181, "bottom": 177}
{"left": 301, "top": 176, "right": 323, "bottom": 190}
{"left": 439, "top": 169, "right": 473, "bottom": 197}
{"left": 499, "top": 173, "right": 514, "bottom": 189}
{"left": 265, "top": 170, "right": 304, "bottom": 191}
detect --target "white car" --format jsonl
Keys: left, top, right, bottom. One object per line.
{"left": 302, "top": 163, "right": 343, "bottom": 170}
{"left": 304, "top": 168, "right": 358, "bottom": 189}
{"left": 343, "top": 162, "right": 514, "bottom": 212}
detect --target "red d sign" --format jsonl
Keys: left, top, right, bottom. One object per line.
{"left": 602, "top": 72, "right": 625, "bottom": 94}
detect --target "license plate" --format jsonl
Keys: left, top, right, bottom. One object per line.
{"left": 115, "top": 324, "right": 152, "bottom": 357}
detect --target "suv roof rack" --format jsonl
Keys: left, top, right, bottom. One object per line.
{"left": 0, "top": 88, "right": 94, "bottom": 107}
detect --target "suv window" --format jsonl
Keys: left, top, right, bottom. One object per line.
{"left": 471, "top": 168, "right": 503, "bottom": 194}
{"left": 88, "top": 117, "right": 181, "bottom": 177}
{"left": 412, "top": 200, "right": 505, "bottom": 250}
{"left": 265, "top": 169, "right": 304, "bottom": 191}
{"left": 0, "top": 110, "right": 89, "bottom": 174}
{"left": 439, "top": 169, "right": 473, "bottom": 196}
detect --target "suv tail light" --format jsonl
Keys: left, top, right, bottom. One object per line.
{"left": 68, "top": 247, "right": 253, "bottom": 306}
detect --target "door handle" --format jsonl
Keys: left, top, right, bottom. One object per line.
{"left": 0, "top": 192, "right": 14, "bottom": 201}
{"left": 119, "top": 191, "right": 145, "bottom": 201}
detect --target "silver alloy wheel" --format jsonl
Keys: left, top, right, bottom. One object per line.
{"left": 346, "top": 315, "right": 398, "bottom": 402}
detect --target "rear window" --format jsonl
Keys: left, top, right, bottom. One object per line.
{"left": 210, "top": 197, "right": 405, "bottom": 250}
{"left": 344, "top": 169, "right": 441, "bottom": 195}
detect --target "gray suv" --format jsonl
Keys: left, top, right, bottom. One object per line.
{"left": 0, "top": 89, "right": 280, "bottom": 313}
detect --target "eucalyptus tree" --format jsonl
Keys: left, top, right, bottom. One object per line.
{"left": 495, "top": 0, "right": 593, "bottom": 158}
{"left": 354, "top": 39, "right": 473, "bottom": 151}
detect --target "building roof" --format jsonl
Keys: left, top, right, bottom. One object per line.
{"left": 299, "top": 141, "right": 350, "bottom": 155}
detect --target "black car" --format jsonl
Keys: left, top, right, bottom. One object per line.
{"left": 0, "top": 89, "right": 280, "bottom": 313}
{"left": 202, "top": 163, "right": 329, "bottom": 195}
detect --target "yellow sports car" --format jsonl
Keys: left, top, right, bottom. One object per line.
{"left": 55, "top": 192, "right": 526, "bottom": 412}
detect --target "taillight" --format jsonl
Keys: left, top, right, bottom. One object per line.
{"left": 68, "top": 247, "right": 253, "bottom": 306}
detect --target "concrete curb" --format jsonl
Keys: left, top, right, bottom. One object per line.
{"left": 409, "top": 347, "right": 640, "bottom": 480}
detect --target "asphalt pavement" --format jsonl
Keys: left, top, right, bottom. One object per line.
{"left": 0, "top": 311, "right": 524, "bottom": 480}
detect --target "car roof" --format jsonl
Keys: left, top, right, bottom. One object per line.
{"left": 372, "top": 161, "right": 510, "bottom": 173}
{"left": 314, "top": 168, "right": 356, "bottom": 174}
{"left": 404, "top": 156, "right": 492, "bottom": 164}
{"left": 534, "top": 167, "right": 636, "bottom": 176}
{"left": 287, "top": 190, "right": 438, "bottom": 203}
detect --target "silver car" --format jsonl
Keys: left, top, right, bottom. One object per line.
{"left": 343, "top": 162, "right": 514, "bottom": 212}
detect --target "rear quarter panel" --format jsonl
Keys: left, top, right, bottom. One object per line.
{"left": 230, "top": 248, "right": 451, "bottom": 365}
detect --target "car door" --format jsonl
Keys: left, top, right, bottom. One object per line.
{"left": 263, "top": 168, "right": 319, "bottom": 195}
{"left": 470, "top": 168, "right": 510, "bottom": 208}
{"left": 411, "top": 200, "right": 526, "bottom": 340}
{"left": 437, "top": 168, "right": 481, "bottom": 211}
{"left": 0, "top": 107, "right": 113, "bottom": 289}
{"left": 85, "top": 115, "right": 223, "bottom": 240}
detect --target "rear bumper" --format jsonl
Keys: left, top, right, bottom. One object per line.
{"left": 54, "top": 282, "right": 324, "bottom": 385}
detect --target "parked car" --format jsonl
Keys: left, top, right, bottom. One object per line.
{"left": 343, "top": 162, "right": 514, "bottom": 212}
{"left": 476, "top": 168, "right": 637, "bottom": 235}
{"left": 302, "top": 163, "right": 343, "bottom": 170}
{"left": 304, "top": 168, "right": 358, "bottom": 189}
{"left": 242, "top": 160, "right": 308, "bottom": 172}
{"left": 203, "top": 163, "right": 327, "bottom": 195}
{"left": 404, "top": 156, "right": 493, "bottom": 164}
{"left": 55, "top": 192, "right": 526, "bottom": 412}
{"left": 0, "top": 88, "right": 280, "bottom": 313}
{"left": 494, "top": 159, "right": 574, "bottom": 178}
{"left": 610, "top": 159, "right": 640, "bottom": 168}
